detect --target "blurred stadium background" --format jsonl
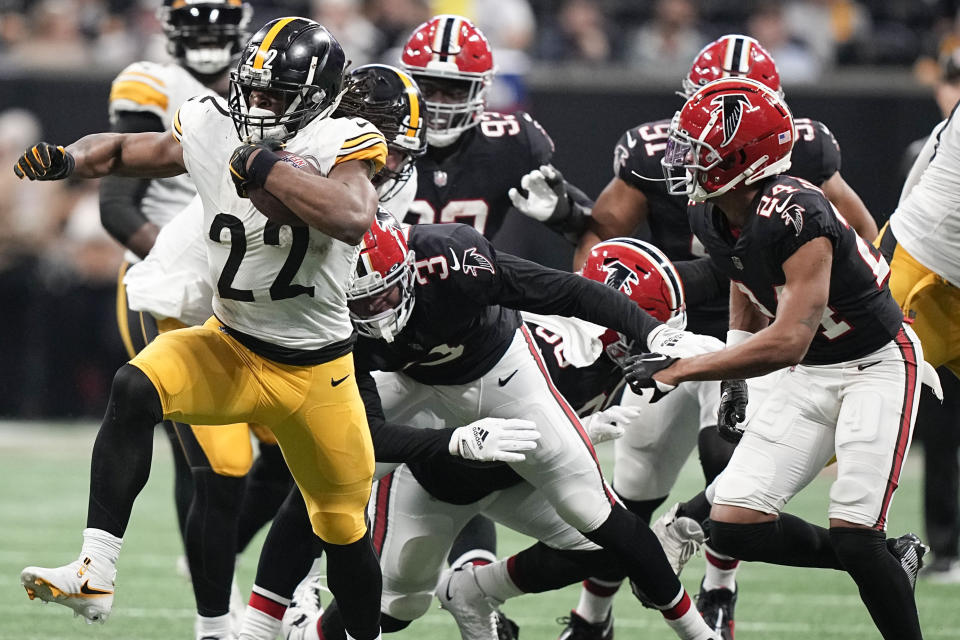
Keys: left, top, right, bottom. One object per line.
{"left": 1, "top": 1, "right": 959, "bottom": 637}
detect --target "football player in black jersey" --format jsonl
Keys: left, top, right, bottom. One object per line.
{"left": 399, "top": 14, "right": 591, "bottom": 246}
{"left": 561, "top": 35, "right": 880, "bottom": 639}
{"left": 239, "top": 217, "right": 726, "bottom": 640}
{"left": 623, "top": 77, "right": 929, "bottom": 640}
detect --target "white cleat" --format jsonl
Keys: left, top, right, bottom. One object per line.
{"left": 436, "top": 564, "right": 499, "bottom": 640}
{"left": 282, "top": 574, "right": 324, "bottom": 640}
{"left": 21, "top": 556, "right": 116, "bottom": 623}
{"left": 651, "top": 503, "right": 705, "bottom": 575}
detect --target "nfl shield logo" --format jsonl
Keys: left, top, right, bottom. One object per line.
{"left": 732, "top": 256, "right": 743, "bottom": 270}
{"left": 434, "top": 170, "right": 447, "bottom": 187}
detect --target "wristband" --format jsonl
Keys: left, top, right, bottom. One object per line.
{"left": 246, "top": 148, "right": 281, "bottom": 188}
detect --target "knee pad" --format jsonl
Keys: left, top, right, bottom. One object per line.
{"left": 311, "top": 510, "right": 367, "bottom": 545}
{"left": 109, "top": 364, "right": 163, "bottom": 425}
{"left": 707, "top": 519, "right": 773, "bottom": 561}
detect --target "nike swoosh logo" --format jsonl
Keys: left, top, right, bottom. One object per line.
{"left": 448, "top": 248, "right": 460, "bottom": 271}
{"left": 857, "top": 360, "right": 881, "bottom": 371}
{"left": 79, "top": 580, "right": 113, "bottom": 596}
{"left": 626, "top": 131, "right": 637, "bottom": 148}
{"left": 498, "top": 369, "right": 518, "bottom": 386}
{"left": 331, "top": 374, "right": 350, "bottom": 387}
{"left": 773, "top": 193, "right": 794, "bottom": 213}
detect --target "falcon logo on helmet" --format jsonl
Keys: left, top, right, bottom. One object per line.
{"left": 663, "top": 77, "right": 795, "bottom": 202}
{"left": 582, "top": 238, "right": 686, "bottom": 365}
{"left": 601, "top": 259, "right": 641, "bottom": 296}
{"left": 713, "top": 93, "right": 752, "bottom": 147}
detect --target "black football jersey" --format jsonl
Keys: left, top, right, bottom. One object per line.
{"left": 688, "top": 175, "right": 902, "bottom": 365}
{"left": 614, "top": 116, "right": 842, "bottom": 339}
{"left": 355, "top": 223, "right": 661, "bottom": 386}
{"left": 527, "top": 321, "right": 624, "bottom": 416}
{"left": 405, "top": 111, "right": 555, "bottom": 240}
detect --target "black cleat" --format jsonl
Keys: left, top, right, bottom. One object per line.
{"left": 556, "top": 610, "right": 613, "bottom": 640}
{"left": 696, "top": 579, "right": 736, "bottom": 640}
{"left": 888, "top": 532, "right": 928, "bottom": 591}
{"left": 496, "top": 611, "right": 520, "bottom": 640}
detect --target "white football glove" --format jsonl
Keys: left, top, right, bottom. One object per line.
{"left": 646, "top": 324, "right": 725, "bottom": 359}
{"left": 508, "top": 164, "right": 569, "bottom": 222}
{"left": 582, "top": 405, "right": 642, "bottom": 444}
{"left": 449, "top": 418, "right": 541, "bottom": 463}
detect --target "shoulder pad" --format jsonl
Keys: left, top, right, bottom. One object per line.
{"left": 109, "top": 61, "right": 174, "bottom": 120}
{"left": 615, "top": 119, "right": 672, "bottom": 189}
{"left": 330, "top": 116, "right": 388, "bottom": 172}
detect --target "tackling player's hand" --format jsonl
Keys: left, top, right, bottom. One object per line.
{"left": 622, "top": 353, "right": 678, "bottom": 402}
{"left": 717, "top": 379, "right": 748, "bottom": 443}
{"left": 449, "top": 417, "right": 541, "bottom": 463}
{"left": 646, "top": 324, "right": 725, "bottom": 358}
{"left": 13, "top": 142, "right": 74, "bottom": 181}
{"left": 228, "top": 138, "right": 285, "bottom": 198}
{"left": 582, "top": 405, "right": 642, "bottom": 444}
{"left": 508, "top": 164, "right": 571, "bottom": 223}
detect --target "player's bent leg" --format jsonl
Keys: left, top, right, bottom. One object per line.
{"left": 236, "top": 438, "right": 293, "bottom": 554}
{"left": 21, "top": 363, "right": 161, "bottom": 623}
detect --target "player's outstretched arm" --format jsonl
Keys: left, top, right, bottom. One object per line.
{"left": 14, "top": 133, "right": 183, "bottom": 182}
{"left": 573, "top": 176, "right": 649, "bottom": 270}
{"left": 657, "top": 237, "right": 833, "bottom": 384}
{"left": 821, "top": 172, "right": 878, "bottom": 242}
{"left": 260, "top": 156, "right": 377, "bottom": 245}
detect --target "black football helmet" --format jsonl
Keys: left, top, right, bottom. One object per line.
{"left": 335, "top": 64, "right": 427, "bottom": 201}
{"left": 159, "top": 0, "right": 252, "bottom": 78}
{"left": 229, "top": 17, "right": 347, "bottom": 142}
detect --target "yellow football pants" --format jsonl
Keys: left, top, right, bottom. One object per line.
{"left": 876, "top": 223, "right": 960, "bottom": 379}
{"left": 129, "top": 316, "right": 374, "bottom": 544}
{"left": 116, "top": 262, "right": 277, "bottom": 477}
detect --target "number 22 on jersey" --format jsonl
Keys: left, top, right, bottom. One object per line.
{"left": 209, "top": 213, "right": 315, "bottom": 302}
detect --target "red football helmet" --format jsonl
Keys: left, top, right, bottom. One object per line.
{"left": 581, "top": 238, "right": 686, "bottom": 366}
{"left": 683, "top": 35, "right": 782, "bottom": 99}
{"left": 346, "top": 212, "right": 416, "bottom": 342}
{"left": 401, "top": 14, "right": 494, "bottom": 146}
{"left": 663, "top": 77, "right": 795, "bottom": 202}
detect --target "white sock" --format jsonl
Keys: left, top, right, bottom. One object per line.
{"left": 659, "top": 588, "right": 715, "bottom": 640}
{"left": 237, "top": 585, "right": 289, "bottom": 640}
{"left": 574, "top": 578, "right": 620, "bottom": 623}
{"left": 306, "top": 555, "right": 324, "bottom": 579}
{"left": 702, "top": 545, "right": 739, "bottom": 592}
{"left": 80, "top": 528, "right": 121, "bottom": 576}
{"left": 473, "top": 559, "right": 523, "bottom": 604}
{"left": 196, "top": 612, "right": 232, "bottom": 639}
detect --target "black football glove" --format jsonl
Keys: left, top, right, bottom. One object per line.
{"left": 622, "top": 353, "right": 678, "bottom": 402}
{"left": 228, "top": 138, "right": 285, "bottom": 198}
{"left": 717, "top": 379, "right": 749, "bottom": 444}
{"left": 13, "top": 142, "right": 75, "bottom": 181}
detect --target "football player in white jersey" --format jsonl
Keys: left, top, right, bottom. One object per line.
{"left": 15, "top": 18, "right": 389, "bottom": 640}
{"left": 101, "top": 0, "right": 253, "bottom": 585}
{"left": 120, "top": 62, "right": 428, "bottom": 639}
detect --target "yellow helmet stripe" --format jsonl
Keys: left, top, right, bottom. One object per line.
{"left": 395, "top": 71, "right": 420, "bottom": 140}
{"left": 254, "top": 17, "right": 295, "bottom": 69}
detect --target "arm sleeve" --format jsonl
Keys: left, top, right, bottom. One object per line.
{"left": 99, "top": 110, "right": 165, "bottom": 247}
{"left": 674, "top": 257, "right": 728, "bottom": 307}
{"left": 356, "top": 368, "right": 457, "bottom": 463}
{"left": 492, "top": 252, "right": 663, "bottom": 349}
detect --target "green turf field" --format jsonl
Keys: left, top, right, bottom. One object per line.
{"left": 1, "top": 421, "right": 957, "bottom": 640}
